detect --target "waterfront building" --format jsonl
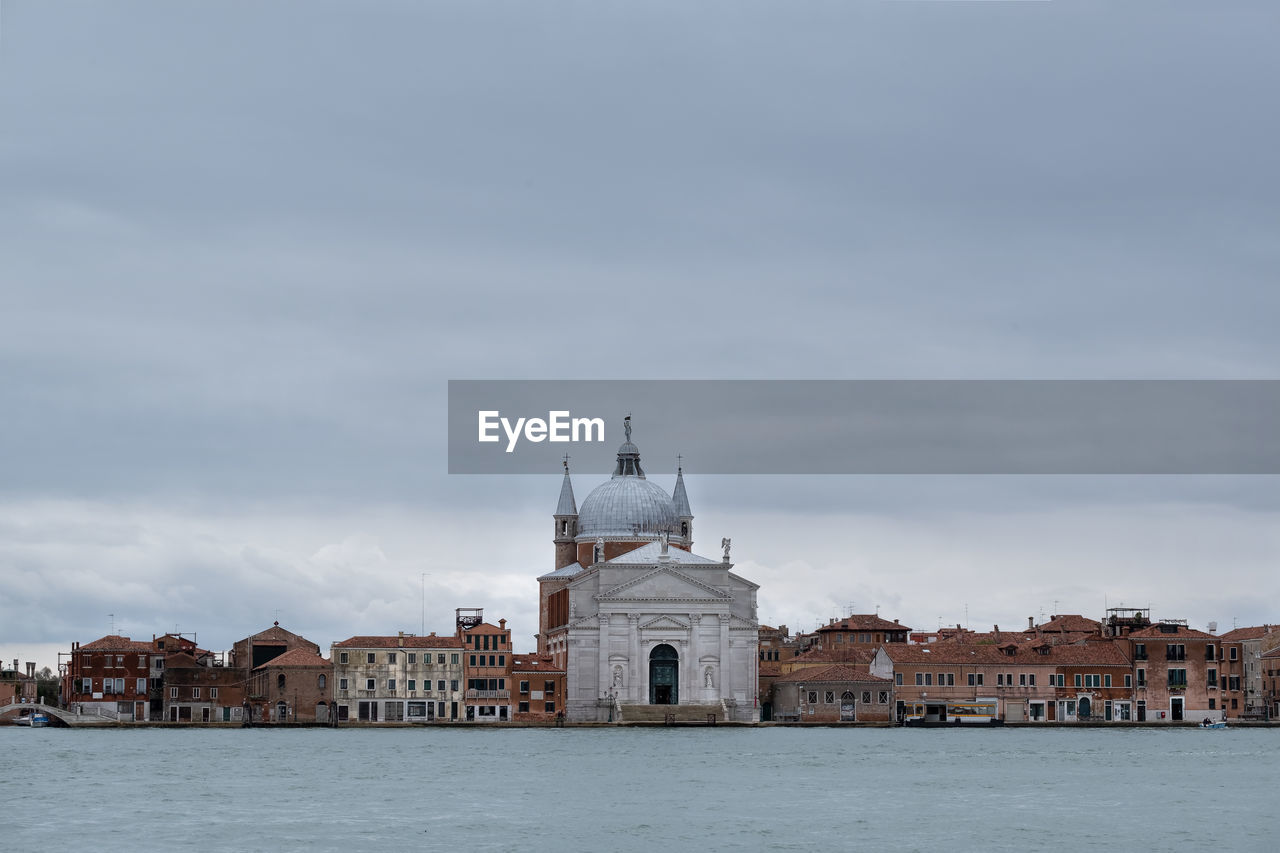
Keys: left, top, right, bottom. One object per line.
{"left": 461, "top": 613, "right": 514, "bottom": 722}
{"left": 537, "top": 423, "right": 759, "bottom": 723}
{"left": 1261, "top": 644, "right": 1280, "bottom": 719}
{"left": 248, "top": 647, "right": 332, "bottom": 723}
{"left": 1124, "top": 622, "right": 1244, "bottom": 722}
{"left": 511, "top": 653, "right": 566, "bottom": 723}
{"left": 771, "top": 665, "right": 894, "bottom": 722}
{"left": 331, "top": 631, "right": 464, "bottom": 723}
{"left": 1216, "top": 624, "right": 1280, "bottom": 717}
{"left": 161, "top": 650, "right": 246, "bottom": 723}
{"left": 0, "top": 660, "right": 37, "bottom": 706}
{"left": 62, "top": 635, "right": 152, "bottom": 721}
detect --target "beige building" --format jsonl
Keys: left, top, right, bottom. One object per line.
{"left": 332, "top": 632, "right": 464, "bottom": 723}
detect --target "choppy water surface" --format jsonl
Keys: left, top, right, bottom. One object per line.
{"left": 3, "top": 726, "right": 1274, "bottom": 851}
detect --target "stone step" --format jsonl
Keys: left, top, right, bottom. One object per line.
{"left": 620, "top": 703, "right": 724, "bottom": 724}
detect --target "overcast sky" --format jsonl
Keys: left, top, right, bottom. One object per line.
{"left": 3, "top": 1, "right": 1279, "bottom": 671}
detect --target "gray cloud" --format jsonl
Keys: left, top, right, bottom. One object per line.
{"left": 2, "top": 2, "right": 1279, "bottom": 662}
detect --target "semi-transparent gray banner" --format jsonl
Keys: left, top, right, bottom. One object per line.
{"left": 447, "top": 380, "right": 1280, "bottom": 474}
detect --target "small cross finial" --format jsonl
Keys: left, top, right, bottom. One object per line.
{"left": 562, "top": 452, "right": 571, "bottom": 472}
{"left": 676, "top": 453, "right": 683, "bottom": 472}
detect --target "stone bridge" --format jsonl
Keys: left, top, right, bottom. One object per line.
{"left": 0, "top": 699, "right": 119, "bottom": 726}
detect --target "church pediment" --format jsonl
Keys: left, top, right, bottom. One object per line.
{"left": 597, "top": 567, "right": 733, "bottom": 603}
{"left": 728, "top": 615, "right": 759, "bottom": 631}
{"left": 640, "top": 615, "right": 690, "bottom": 631}
{"left": 567, "top": 614, "right": 599, "bottom": 630}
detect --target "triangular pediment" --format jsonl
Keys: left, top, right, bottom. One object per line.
{"left": 567, "top": 613, "right": 599, "bottom": 630}
{"left": 728, "top": 615, "right": 759, "bottom": 631}
{"left": 640, "top": 615, "right": 690, "bottom": 631}
{"left": 598, "top": 567, "right": 733, "bottom": 603}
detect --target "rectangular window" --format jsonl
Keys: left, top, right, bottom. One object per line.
{"left": 116, "top": 655, "right": 125, "bottom": 667}
{"left": 915, "top": 673, "right": 923, "bottom": 686}
{"left": 1206, "top": 644, "right": 1216, "bottom": 661}
{"left": 968, "top": 674, "right": 976, "bottom": 687}
{"left": 997, "top": 674, "right": 1004, "bottom": 687}
{"left": 807, "top": 691, "right": 817, "bottom": 704}
{"left": 438, "top": 680, "right": 446, "bottom": 692}
{"left": 193, "top": 687, "right": 201, "bottom": 699}
{"left": 470, "top": 655, "right": 477, "bottom": 667}
{"left": 1134, "top": 643, "right": 1147, "bottom": 660}
{"left": 1137, "top": 669, "right": 1146, "bottom": 687}
{"left": 975, "top": 673, "right": 983, "bottom": 686}
{"left": 388, "top": 679, "right": 397, "bottom": 692}
{"left": 519, "top": 701, "right": 530, "bottom": 713}
{"left": 365, "top": 679, "right": 375, "bottom": 690}
{"left": 1230, "top": 647, "right": 1238, "bottom": 661}
{"left": 210, "top": 687, "right": 218, "bottom": 700}
{"left": 1074, "top": 674, "right": 1082, "bottom": 688}
{"left": 520, "top": 680, "right": 530, "bottom": 693}
{"left": 408, "top": 653, "right": 416, "bottom": 664}
{"left": 1168, "top": 669, "right": 1187, "bottom": 688}
{"left": 339, "top": 678, "right": 348, "bottom": 690}
{"left": 170, "top": 687, "right": 177, "bottom": 698}
{"left": 545, "top": 701, "right": 556, "bottom": 713}
{"left": 367, "top": 653, "right": 375, "bottom": 664}
{"left": 937, "top": 673, "right": 944, "bottom": 686}
{"left": 1019, "top": 674, "right": 1027, "bottom": 687}
{"left": 878, "top": 691, "right": 889, "bottom": 704}
{"left": 824, "top": 691, "right": 835, "bottom": 704}
{"left": 339, "top": 652, "right": 349, "bottom": 664}
{"left": 1208, "top": 698, "right": 1216, "bottom": 710}
{"left": 895, "top": 673, "right": 903, "bottom": 686}
{"left": 1229, "top": 675, "right": 1241, "bottom": 691}
{"left": 137, "top": 678, "right": 147, "bottom": 693}
{"left": 1103, "top": 674, "right": 1111, "bottom": 688}
{"left": 1028, "top": 674, "right": 1035, "bottom": 686}
{"left": 450, "top": 680, "right": 458, "bottom": 692}
{"left": 1207, "top": 668, "right": 1218, "bottom": 688}
{"left": 408, "top": 680, "right": 416, "bottom": 692}
{"left": 450, "top": 654, "right": 459, "bottom": 665}
{"left": 924, "top": 674, "right": 932, "bottom": 686}
{"left": 1124, "top": 674, "right": 1132, "bottom": 688}
{"left": 544, "top": 680, "right": 555, "bottom": 694}
{"left": 388, "top": 653, "right": 397, "bottom": 664}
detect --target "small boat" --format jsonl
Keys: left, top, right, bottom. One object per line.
{"left": 1199, "top": 720, "right": 1226, "bottom": 729}
{"left": 15, "top": 711, "right": 49, "bottom": 727}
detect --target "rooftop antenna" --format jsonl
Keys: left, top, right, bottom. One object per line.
{"left": 964, "top": 604, "right": 969, "bottom": 629}
{"left": 109, "top": 613, "right": 116, "bottom": 634}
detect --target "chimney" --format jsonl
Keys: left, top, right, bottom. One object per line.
{"left": 500, "top": 619, "right": 507, "bottom": 630}
{"left": 994, "top": 625, "right": 1001, "bottom": 641}
{"left": 398, "top": 631, "right": 404, "bottom": 641}
{"left": 1028, "top": 616, "right": 1035, "bottom": 629}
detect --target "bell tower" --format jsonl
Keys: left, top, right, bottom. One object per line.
{"left": 553, "top": 455, "right": 578, "bottom": 570}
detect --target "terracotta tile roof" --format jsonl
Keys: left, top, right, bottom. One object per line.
{"left": 882, "top": 638, "right": 1130, "bottom": 667}
{"left": 1027, "top": 614, "right": 1101, "bottom": 634}
{"left": 79, "top": 635, "right": 153, "bottom": 652}
{"left": 511, "top": 656, "right": 564, "bottom": 673}
{"left": 333, "top": 635, "right": 463, "bottom": 649}
{"left": 1217, "top": 625, "right": 1276, "bottom": 641}
{"left": 255, "top": 648, "right": 329, "bottom": 669}
{"left": 1261, "top": 646, "right": 1280, "bottom": 660}
{"left": 775, "top": 665, "right": 892, "bottom": 684}
{"left": 758, "top": 661, "right": 783, "bottom": 677}
{"left": 790, "top": 646, "right": 877, "bottom": 665}
{"left": 817, "top": 615, "right": 910, "bottom": 633}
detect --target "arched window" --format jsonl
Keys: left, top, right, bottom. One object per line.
{"left": 277, "top": 673, "right": 286, "bottom": 691}
{"left": 317, "top": 673, "right": 326, "bottom": 690}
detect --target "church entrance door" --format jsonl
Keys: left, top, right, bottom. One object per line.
{"left": 649, "top": 644, "right": 679, "bottom": 705}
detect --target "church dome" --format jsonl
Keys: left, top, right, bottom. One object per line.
{"left": 577, "top": 476, "right": 678, "bottom": 539}
{"left": 575, "top": 420, "right": 677, "bottom": 539}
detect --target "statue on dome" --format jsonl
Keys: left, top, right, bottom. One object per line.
{"left": 623, "top": 414, "right": 632, "bottom": 443}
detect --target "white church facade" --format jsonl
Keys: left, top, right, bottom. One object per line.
{"left": 537, "top": 420, "right": 760, "bottom": 723}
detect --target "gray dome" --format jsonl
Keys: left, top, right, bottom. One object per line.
{"left": 577, "top": 477, "right": 677, "bottom": 539}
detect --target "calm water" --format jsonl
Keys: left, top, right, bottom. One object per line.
{"left": 3, "top": 726, "right": 1275, "bottom": 851}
